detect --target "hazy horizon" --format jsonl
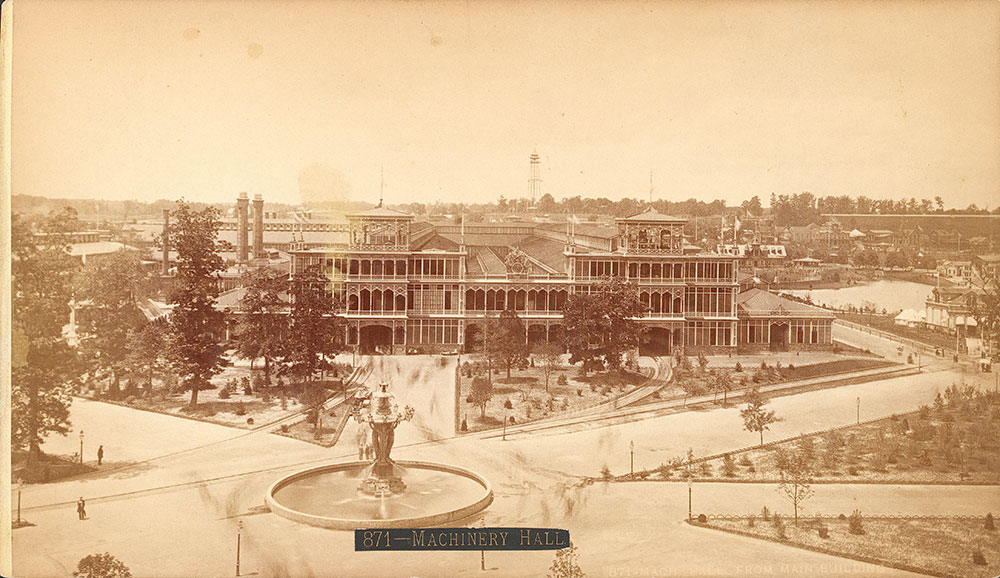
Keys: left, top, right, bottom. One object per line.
{"left": 13, "top": 1, "right": 1000, "bottom": 208}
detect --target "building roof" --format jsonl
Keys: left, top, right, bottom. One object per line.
{"left": 68, "top": 241, "right": 126, "bottom": 257}
{"left": 346, "top": 205, "right": 414, "bottom": 220}
{"left": 616, "top": 208, "right": 686, "bottom": 223}
{"left": 737, "top": 289, "right": 835, "bottom": 318}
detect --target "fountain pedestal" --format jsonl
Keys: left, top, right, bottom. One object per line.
{"left": 356, "top": 382, "right": 415, "bottom": 496}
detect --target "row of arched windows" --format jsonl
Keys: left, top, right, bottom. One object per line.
{"left": 640, "top": 292, "right": 685, "bottom": 315}
{"left": 348, "top": 289, "right": 407, "bottom": 313}
{"left": 464, "top": 288, "right": 569, "bottom": 312}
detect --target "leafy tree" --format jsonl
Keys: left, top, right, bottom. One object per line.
{"left": 283, "top": 265, "right": 344, "bottom": 431}
{"left": 234, "top": 266, "right": 289, "bottom": 378}
{"left": 73, "top": 552, "right": 132, "bottom": 578}
{"left": 74, "top": 249, "right": 149, "bottom": 399}
{"left": 535, "top": 341, "right": 563, "bottom": 392}
{"left": 740, "top": 387, "right": 780, "bottom": 446}
{"left": 777, "top": 450, "right": 814, "bottom": 525}
{"left": 11, "top": 209, "right": 84, "bottom": 460}
{"left": 547, "top": 541, "right": 585, "bottom": 578}
{"left": 484, "top": 309, "right": 529, "bottom": 379}
{"left": 563, "top": 278, "right": 646, "bottom": 373}
{"left": 126, "top": 321, "right": 170, "bottom": 392}
{"left": 470, "top": 376, "right": 493, "bottom": 419}
{"left": 165, "top": 200, "right": 230, "bottom": 407}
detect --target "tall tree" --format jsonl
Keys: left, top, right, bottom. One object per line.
{"left": 126, "top": 321, "right": 170, "bottom": 392}
{"left": 166, "top": 200, "right": 230, "bottom": 407}
{"left": 11, "top": 209, "right": 85, "bottom": 460}
{"left": 484, "top": 309, "right": 529, "bottom": 379}
{"left": 470, "top": 376, "right": 493, "bottom": 419}
{"left": 234, "top": 266, "right": 289, "bottom": 379}
{"left": 563, "top": 278, "right": 646, "bottom": 373}
{"left": 534, "top": 341, "right": 563, "bottom": 392}
{"left": 740, "top": 387, "right": 780, "bottom": 446}
{"left": 74, "top": 249, "right": 149, "bottom": 399}
{"left": 283, "top": 264, "right": 344, "bottom": 431}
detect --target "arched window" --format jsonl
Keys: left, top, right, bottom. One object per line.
{"left": 348, "top": 294, "right": 359, "bottom": 312}
{"left": 372, "top": 289, "right": 382, "bottom": 311}
{"left": 361, "top": 260, "right": 371, "bottom": 276}
{"left": 385, "top": 260, "right": 394, "bottom": 276}
{"left": 396, "top": 294, "right": 406, "bottom": 311}
{"left": 373, "top": 260, "right": 383, "bottom": 277}
{"left": 360, "top": 289, "right": 371, "bottom": 311}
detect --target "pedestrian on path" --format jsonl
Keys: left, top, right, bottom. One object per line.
{"left": 97, "top": 445, "right": 104, "bottom": 466}
{"left": 77, "top": 497, "right": 87, "bottom": 520}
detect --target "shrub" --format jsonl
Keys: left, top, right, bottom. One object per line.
{"left": 503, "top": 399, "right": 513, "bottom": 410}
{"left": 246, "top": 417, "right": 254, "bottom": 425}
{"left": 734, "top": 362, "right": 743, "bottom": 372}
{"left": 600, "top": 465, "right": 613, "bottom": 480}
{"left": 243, "top": 382, "right": 253, "bottom": 396}
{"left": 577, "top": 388, "right": 583, "bottom": 397}
{"left": 697, "top": 513, "right": 707, "bottom": 523}
{"left": 699, "top": 461, "right": 713, "bottom": 477}
{"left": 722, "top": 454, "right": 737, "bottom": 477}
{"left": 461, "top": 418, "right": 468, "bottom": 432}
{"left": 787, "top": 363, "right": 795, "bottom": 371}
{"left": 761, "top": 506, "right": 770, "bottom": 521}
{"left": 218, "top": 386, "right": 231, "bottom": 399}
{"left": 773, "top": 514, "right": 786, "bottom": 539}
{"left": 747, "top": 515, "right": 756, "bottom": 527}
{"left": 466, "top": 395, "right": 473, "bottom": 403}
{"left": 738, "top": 455, "right": 753, "bottom": 467}
{"left": 234, "top": 404, "right": 247, "bottom": 416}
{"left": 986, "top": 513, "right": 995, "bottom": 531}
{"left": 972, "top": 550, "right": 987, "bottom": 566}
{"left": 280, "top": 424, "right": 289, "bottom": 433}
{"left": 557, "top": 374, "right": 568, "bottom": 386}
{"left": 838, "top": 513, "right": 847, "bottom": 520}
{"left": 818, "top": 525, "right": 829, "bottom": 538}
{"left": 848, "top": 509, "right": 864, "bottom": 535}
{"left": 73, "top": 553, "right": 132, "bottom": 578}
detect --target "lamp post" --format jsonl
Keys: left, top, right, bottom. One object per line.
{"left": 236, "top": 519, "right": 243, "bottom": 576}
{"left": 687, "top": 477, "right": 693, "bottom": 522}
{"left": 629, "top": 440, "right": 634, "bottom": 476}
{"left": 15, "top": 480, "right": 22, "bottom": 525}
{"left": 79, "top": 430, "right": 84, "bottom": 465}
{"left": 856, "top": 397, "right": 860, "bottom": 424}
{"left": 503, "top": 410, "right": 507, "bottom": 441}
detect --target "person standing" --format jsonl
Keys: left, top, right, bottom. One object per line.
{"left": 77, "top": 497, "right": 87, "bottom": 520}
{"left": 97, "top": 445, "right": 104, "bottom": 466}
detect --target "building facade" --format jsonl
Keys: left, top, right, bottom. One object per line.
{"left": 287, "top": 206, "right": 754, "bottom": 355}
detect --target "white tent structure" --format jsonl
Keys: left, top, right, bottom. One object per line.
{"left": 894, "top": 309, "right": 925, "bottom": 327}
{"left": 849, "top": 229, "right": 866, "bottom": 239}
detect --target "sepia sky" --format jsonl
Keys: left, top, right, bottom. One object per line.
{"left": 12, "top": 0, "right": 1000, "bottom": 209}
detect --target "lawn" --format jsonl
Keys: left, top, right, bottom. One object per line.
{"left": 700, "top": 515, "right": 1000, "bottom": 578}
{"left": 623, "top": 386, "right": 1000, "bottom": 484}
{"left": 457, "top": 356, "right": 649, "bottom": 433}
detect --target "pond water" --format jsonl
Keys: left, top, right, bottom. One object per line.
{"left": 783, "top": 280, "right": 934, "bottom": 314}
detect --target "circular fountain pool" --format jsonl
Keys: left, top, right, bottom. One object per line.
{"left": 266, "top": 460, "right": 493, "bottom": 530}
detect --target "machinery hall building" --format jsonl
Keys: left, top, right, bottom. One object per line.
{"left": 259, "top": 199, "right": 836, "bottom": 356}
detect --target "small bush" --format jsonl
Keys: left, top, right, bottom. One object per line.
{"left": 973, "top": 550, "right": 987, "bottom": 565}
{"left": 722, "top": 454, "right": 737, "bottom": 477}
{"left": 761, "top": 506, "right": 770, "bottom": 521}
{"left": 747, "top": 515, "right": 756, "bottom": 527}
{"left": 986, "top": 513, "right": 995, "bottom": 531}
{"left": 848, "top": 509, "right": 864, "bottom": 535}
{"left": 280, "top": 424, "right": 289, "bottom": 433}
{"left": 219, "top": 387, "right": 231, "bottom": 399}
{"left": 460, "top": 418, "right": 468, "bottom": 432}
{"left": 557, "top": 374, "right": 568, "bottom": 386}
{"left": 838, "top": 513, "right": 847, "bottom": 520}
{"left": 503, "top": 399, "right": 513, "bottom": 410}
{"left": 234, "top": 404, "right": 247, "bottom": 416}
{"left": 577, "top": 388, "right": 583, "bottom": 397}
{"left": 738, "top": 455, "right": 753, "bottom": 467}
{"left": 697, "top": 513, "right": 707, "bottom": 523}
{"left": 818, "top": 526, "right": 829, "bottom": 539}
{"left": 734, "top": 362, "right": 743, "bottom": 372}
{"left": 600, "top": 465, "right": 613, "bottom": 480}
{"left": 246, "top": 417, "right": 254, "bottom": 425}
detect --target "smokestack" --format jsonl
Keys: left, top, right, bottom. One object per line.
{"left": 161, "top": 209, "right": 170, "bottom": 275}
{"left": 237, "top": 192, "right": 249, "bottom": 262}
{"left": 252, "top": 194, "right": 264, "bottom": 260}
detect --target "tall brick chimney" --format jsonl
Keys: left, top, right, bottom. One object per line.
{"left": 161, "top": 209, "right": 170, "bottom": 275}
{"left": 237, "top": 192, "right": 249, "bottom": 262}
{"left": 252, "top": 194, "right": 264, "bottom": 259}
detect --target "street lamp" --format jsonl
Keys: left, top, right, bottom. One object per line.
{"left": 79, "top": 430, "right": 84, "bottom": 465}
{"left": 856, "top": 397, "right": 860, "bottom": 425}
{"left": 629, "top": 440, "right": 634, "bottom": 476}
{"left": 236, "top": 519, "right": 243, "bottom": 576}
{"left": 687, "top": 477, "right": 693, "bottom": 522}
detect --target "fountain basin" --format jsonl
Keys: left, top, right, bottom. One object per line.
{"left": 266, "top": 460, "right": 493, "bottom": 530}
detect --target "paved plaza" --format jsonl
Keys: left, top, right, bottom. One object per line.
{"left": 12, "top": 325, "right": 999, "bottom": 578}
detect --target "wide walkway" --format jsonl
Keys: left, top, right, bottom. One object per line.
{"left": 12, "top": 342, "right": 997, "bottom": 578}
